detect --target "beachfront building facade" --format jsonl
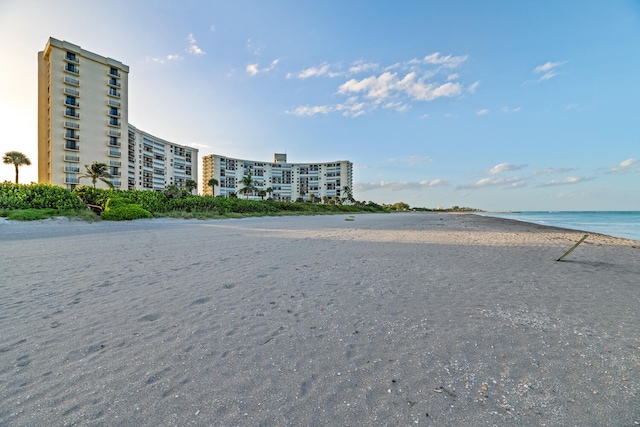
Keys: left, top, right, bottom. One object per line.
{"left": 202, "top": 153, "right": 353, "bottom": 202}
{"left": 37, "top": 37, "right": 197, "bottom": 191}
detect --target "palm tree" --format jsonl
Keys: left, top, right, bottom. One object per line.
{"left": 342, "top": 185, "right": 354, "bottom": 204}
{"left": 258, "top": 189, "right": 267, "bottom": 200}
{"left": 208, "top": 178, "right": 219, "bottom": 196}
{"left": 265, "top": 187, "right": 273, "bottom": 199}
{"left": 79, "top": 162, "right": 113, "bottom": 188}
{"left": 185, "top": 179, "right": 197, "bottom": 194}
{"left": 2, "top": 151, "right": 31, "bottom": 184}
{"left": 240, "top": 174, "right": 256, "bottom": 199}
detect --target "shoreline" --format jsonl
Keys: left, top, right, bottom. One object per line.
{"left": 1, "top": 213, "right": 639, "bottom": 426}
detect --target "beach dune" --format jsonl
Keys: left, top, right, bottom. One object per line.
{"left": 1, "top": 213, "right": 638, "bottom": 426}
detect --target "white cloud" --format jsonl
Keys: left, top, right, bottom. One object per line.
{"left": 246, "top": 63, "right": 258, "bottom": 76}
{"left": 210, "top": 25, "right": 216, "bottom": 32}
{"left": 287, "top": 105, "right": 333, "bottom": 116}
{"left": 537, "top": 176, "right": 595, "bottom": 187}
{"left": 476, "top": 109, "right": 490, "bottom": 116}
{"left": 457, "top": 176, "right": 525, "bottom": 189}
{"left": 528, "top": 61, "right": 566, "bottom": 82}
{"left": 488, "top": 163, "right": 528, "bottom": 175}
{"left": 356, "top": 179, "right": 449, "bottom": 192}
{"left": 422, "top": 52, "right": 468, "bottom": 68}
{"left": 531, "top": 167, "right": 577, "bottom": 176}
{"left": 349, "top": 60, "right": 379, "bottom": 74}
{"left": 467, "top": 81, "right": 480, "bottom": 94}
{"left": 188, "top": 142, "right": 210, "bottom": 148}
{"left": 388, "top": 156, "right": 432, "bottom": 166}
{"left": 290, "top": 52, "right": 470, "bottom": 117}
{"left": 186, "top": 33, "right": 206, "bottom": 55}
{"left": 147, "top": 54, "right": 182, "bottom": 64}
{"left": 246, "top": 59, "right": 280, "bottom": 76}
{"left": 609, "top": 158, "right": 639, "bottom": 173}
{"left": 501, "top": 106, "right": 522, "bottom": 114}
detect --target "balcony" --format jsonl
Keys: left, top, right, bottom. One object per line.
{"left": 64, "top": 155, "right": 80, "bottom": 162}
{"left": 108, "top": 119, "right": 121, "bottom": 127}
{"left": 107, "top": 89, "right": 121, "bottom": 98}
{"left": 64, "top": 54, "right": 79, "bottom": 63}
{"left": 108, "top": 140, "right": 122, "bottom": 147}
{"left": 110, "top": 171, "right": 122, "bottom": 177}
{"left": 64, "top": 176, "right": 79, "bottom": 184}
{"left": 64, "top": 142, "right": 80, "bottom": 151}
{"left": 64, "top": 100, "right": 79, "bottom": 108}
{"left": 108, "top": 150, "right": 121, "bottom": 157}
{"left": 107, "top": 130, "right": 121, "bottom": 137}
{"left": 107, "top": 99, "right": 121, "bottom": 108}
{"left": 107, "top": 110, "right": 121, "bottom": 117}
{"left": 64, "top": 109, "right": 80, "bottom": 119}
{"left": 109, "top": 69, "right": 120, "bottom": 77}
{"left": 109, "top": 160, "right": 121, "bottom": 167}
{"left": 64, "top": 132, "right": 79, "bottom": 140}
{"left": 64, "top": 64, "right": 79, "bottom": 74}
{"left": 110, "top": 180, "right": 121, "bottom": 187}
{"left": 64, "top": 166, "right": 80, "bottom": 173}
{"left": 64, "top": 88, "right": 80, "bottom": 97}
{"left": 64, "top": 76, "right": 80, "bottom": 86}
{"left": 108, "top": 79, "right": 121, "bottom": 88}
{"left": 63, "top": 121, "right": 80, "bottom": 129}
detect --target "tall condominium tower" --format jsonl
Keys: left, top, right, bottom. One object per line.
{"left": 38, "top": 38, "right": 197, "bottom": 191}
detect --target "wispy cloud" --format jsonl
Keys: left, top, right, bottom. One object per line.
{"left": 356, "top": 179, "right": 449, "bottom": 192}
{"left": 530, "top": 167, "right": 577, "bottom": 176}
{"left": 527, "top": 60, "right": 566, "bottom": 83}
{"left": 246, "top": 59, "right": 280, "bottom": 76}
{"left": 476, "top": 109, "right": 490, "bottom": 116}
{"left": 457, "top": 177, "right": 526, "bottom": 190}
{"left": 467, "top": 81, "right": 480, "bottom": 94}
{"left": 288, "top": 52, "right": 472, "bottom": 117}
{"left": 147, "top": 54, "right": 182, "bottom": 64}
{"left": 186, "top": 33, "right": 206, "bottom": 55}
{"left": 608, "top": 158, "right": 639, "bottom": 174}
{"left": 488, "top": 163, "right": 528, "bottom": 175}
{"left": 537, "top": 176, "right": 595, "bottom": 187}
{"left": 388, "top": 156, "right": 432, "bottom": 166}
{"left": 188, "top": 142, "right": 210, "bottom": 149}
{"left": 501, "top": 106, "right": 522, "bottom": 114}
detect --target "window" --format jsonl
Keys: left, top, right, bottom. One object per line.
{"left": 65, "top": 52, "right": 76, "bottom": 61}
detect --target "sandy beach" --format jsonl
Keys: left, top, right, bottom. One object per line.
{"left": 1, "top": 213, "right": 638, "bottom": 426}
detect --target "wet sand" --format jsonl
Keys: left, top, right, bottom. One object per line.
{"left": 1, "top": 213, "right": 639, "bottom": 426}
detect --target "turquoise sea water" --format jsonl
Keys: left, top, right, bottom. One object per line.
{"left": 480, "top": 211, "right": 640, "bottom": 241}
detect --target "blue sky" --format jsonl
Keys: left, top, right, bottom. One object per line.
{"left": 1, "top": 0, "right": 638, "bottom": 210}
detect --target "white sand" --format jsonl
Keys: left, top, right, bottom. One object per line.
{"left": 1, "top": 213, "right": 639, "bottom": 426}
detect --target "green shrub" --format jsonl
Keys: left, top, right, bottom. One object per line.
{"left": 101, "top": 203, "right": 152, "bottom": 221}
{"left": 0, "top": 182, "right": 85, "bottom": 210}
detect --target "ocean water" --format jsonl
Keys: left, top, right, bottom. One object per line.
{"left": 480, "top": 211, "right": 640, "bottom": 241}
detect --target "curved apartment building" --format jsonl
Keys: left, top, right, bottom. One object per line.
{"left": 202, "top": 154, "right": 353, "bottom": 201}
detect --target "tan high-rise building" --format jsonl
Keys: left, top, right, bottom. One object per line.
{"left": 38, "top": 38, "right": 197, "bottom": 191}
{"left": 202, "top": 153, "right": 353, "bottom": 202}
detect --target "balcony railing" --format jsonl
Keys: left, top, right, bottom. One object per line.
{"left": 108, "top": 150, "right": 121, "bottom": 157}
{"left": 109, "top": 160, "right": 121, "bottom": 167}
{"left": 64, "top": 54, "right": 79, "bottom": 63}
{"left": 107, "top": 110, "right": 121, "bottom": 117}
{"left": 109, "top": 69, "right": 120, "bottom": 77}
{"left": 108, "top": 120, "right": 121, "bottom": 127}
{"left": 64, "top": 100, "right": 79, "bottom": 108}
{"left": 64, "top": 132, "right": 79, "bottom": 140}
{"left": 64, "top": 176, "right": 79, "bottom": 184}
{"left": 64, "top": 65, "right": 79, "bottom": 74}
{"left": 107, "top": 130, "right": 121, "bottom": 137}
{"left": 64, "top": 111, "right": 80, "bottom": 119}
{"left": 63, "top": 121, "right": 80, "bottom": 129}
{"left": 64, "top": 76, "right": 80, "bottom": 86}
{"left": 110, "top": 171, "right": 122, "bottom": 177}
{"left": 64, "top": 88, "right": 80, "bottom": 97}
{"left": 108, "top": 99, "right": 121, "bottom": 107}
{"left": 108, "top": 80, "right": 121, "bottom": 88}
{"left": 107, "top": 89, "right": 121, "bottom": 98}
{"left": 64, "top": 166, "right": 80, "bottom": 173}
{"left": 64, "top": 155, "right": 80, "bottom": 162}
{"left": 64, "top": 142, "right": 80, "bottom": 151}
{"left": 108, "top": 141, "right": 122, "bottom": 147}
